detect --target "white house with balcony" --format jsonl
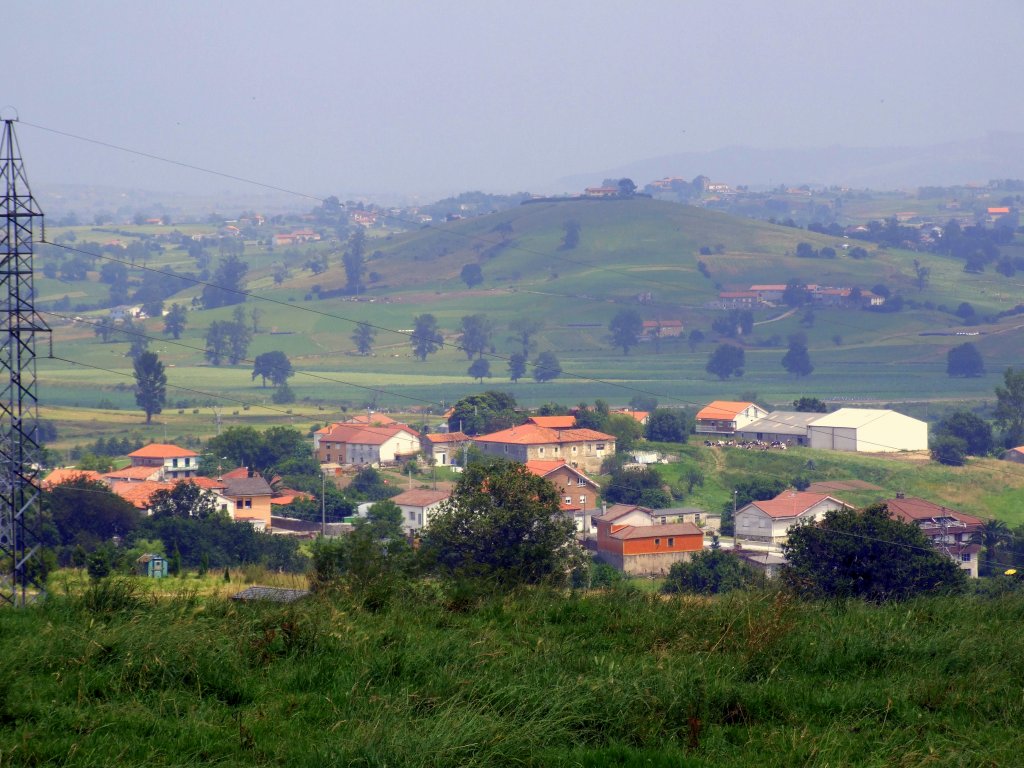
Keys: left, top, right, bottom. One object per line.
{"left": 695, "top": 401, "right": 769, "bottom": 436}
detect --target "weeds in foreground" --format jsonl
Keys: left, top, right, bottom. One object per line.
{"left": 0, "top": 586, "right": 1021, "bottom": 766}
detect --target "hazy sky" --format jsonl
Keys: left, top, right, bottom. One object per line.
{"left": 8, "top": 1, "right": 1024, "bottom": 201}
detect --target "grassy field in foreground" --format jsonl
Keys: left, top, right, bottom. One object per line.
{"left": 2, "top": 584, "right": 1023, "bottom": 766}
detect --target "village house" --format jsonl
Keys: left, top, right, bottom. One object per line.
{"left": 641, "top": 319, "right": 684, "bottom": 340}
{"left": 695, "top": 401, "right": 769, "bottom": 436}
{"left": 388, "top": 488, "right": 451, "bottom": 532}
{"left": 422, "top": 431, "right": 471, "bottom": 467}
{"left": 216, "top": 475, "right": 274, "bottom": 531}
{"left": 315, "top": 421, "right": 421, "bottom": 466}
{"left": 524, "top": 459, "right": 601, "bottom": 532}
{"left": 473, "top": 424, "right": 616, "bottom": 475}
{"left": 883, "top": 496, "right": 982, "bottom": 578}
{"left": 593, "top": 504, "right": 704, "bottom": 575}
{"left": 734, "top": 490, "right": 852, "bottom": 544}
{"left": 610, "top": 409, "right": 649, "bottom": 426}
{"left": 127, "top": 443, "right": 201, "bottom": 480}
{"left": 1001, "top": 446, "right": 1024, "bottom": 464}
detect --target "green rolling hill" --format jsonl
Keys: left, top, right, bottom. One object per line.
{"left": 37, "top": 199, "right": 1024, "bottom": 414}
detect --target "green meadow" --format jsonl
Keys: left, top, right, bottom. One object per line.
{"left": 2, "top": 582, "right": 1024, "bottom": 766}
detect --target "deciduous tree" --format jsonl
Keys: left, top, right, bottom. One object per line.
{"left": 782, "top": 504, "right": 966, "bottom": 601}
{"left": 251, "top": 350, "right": 294, "bottom": 387}
{"left": 163, "top": 303, "right": 187, "bottom": 339}
{"left": 608, "top": 309, "right": 643, "bottom": 355}
{"left": 706, "top": 344, "right": 745, "bottom": 379}
{"left": 410, "top": 314, "right": 444, "bottom": 361}
{"left": 532, "top": 351, "right": 562, "bottom": 382}
{"left": 351, "top": 322, "right": 375, "bottom": 355}
{"left": 420, "top": 458, "right": 580, "bottom": 588}
{"left": 133, "top": 351, "right": 166, "bottom": 424}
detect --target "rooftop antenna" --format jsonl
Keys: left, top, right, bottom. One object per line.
{"left": 0, "top": 112, "right": 52, "bottom": 606}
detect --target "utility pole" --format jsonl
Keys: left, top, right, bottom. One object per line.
{"left": 1, "top": 115, "right": 52, "bottom": 606}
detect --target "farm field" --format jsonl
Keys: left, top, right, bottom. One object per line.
{"left": 36, "top": 197, "right": 1024, "bottom": 416}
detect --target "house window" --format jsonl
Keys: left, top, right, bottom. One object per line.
{"left": 668, "top": 537, "right": 675, "bottom": 547}
{"left": 654, "top": 538, "right": 661, "bottom": 547}
{"left": 244, "top": 498, "right": 252, "bottom": 509}
{"left": 184, "top": 458, "right": 191, "bottom": 467}
{"left": 504, "top": 445, "right": 508, "bottom": 454}
{"left": 172, "top": 459, "right": 179, "bottom": 468}
{"left": 572, "top": 446, "right": 578, "bottom": 453}
{"left": 236, "top": 500, "right": 243, "bottom": 510}
{"left": 579, "top": 495, "right": 586, "bottom": 505}
{"left": 564, "top": 496, "right": 572, "bottom": 505}
{"left": 538, "top": 447, "right": 544, "bottom": 455}
{"left": 659, "top": 516, "right": 666, "bottom": 525}
{"left": 961, "top": 553, "right": 972, "bottom": 562}
{"left": 596, "top": 443, "right": 605, "bottom": 451}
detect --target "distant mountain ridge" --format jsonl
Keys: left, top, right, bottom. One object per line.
{"left": 556, "top": 133, "right": 1024, "bottom": 191}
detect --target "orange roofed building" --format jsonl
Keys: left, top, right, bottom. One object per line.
{"left": 316, "top": 422, "right": 420, "bottom": 466}
{"left": 473, "top": 424, "right": 615, "bottom": 475}
{"left": 525, "top": 459, "right": 601, "bottom": 532}
{"left": 735, "top": 490, "right": 851, "bottom": 544}
{"left": 41, "top": 468, "right": 103, "bottom": 489}
{"left": 127, "top": 443, "right": 200, "bottom": 480}
{"left": 695, "top": 401, "right": 769, "bottom": 435}
{"left": 593, "top": 504, "right": 703, "bottom": 575}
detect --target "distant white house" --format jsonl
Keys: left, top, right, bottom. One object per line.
{"left": 807, "top": 408, "right": 927, "bottom": 453}
{"left": 695, "top": 401, "right": 769, "bottom": 435}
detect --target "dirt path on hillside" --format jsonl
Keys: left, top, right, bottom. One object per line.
{"left": 752, "top": 308, "right": 798, "bottom": 326}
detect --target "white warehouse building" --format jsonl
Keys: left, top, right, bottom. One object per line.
{"left": 807, "top": 408, "right": 927, "bottom": 453}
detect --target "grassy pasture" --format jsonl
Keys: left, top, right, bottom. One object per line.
{"left": 2, "top": 584, "right": 1024, "bottom": 766}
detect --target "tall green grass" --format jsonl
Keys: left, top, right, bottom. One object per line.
{"left": 1, "top": 585, "right": 1023, "bottom": 765}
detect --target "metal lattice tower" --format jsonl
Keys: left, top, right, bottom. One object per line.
{"left": 1, "top": 117, "right": 51, "bottom": 606}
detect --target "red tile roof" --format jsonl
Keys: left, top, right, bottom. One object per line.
{"left": 527, "top": 416, "right": 577, "bottom": 429}
{"left": 112, "top": 481, "right": 168, "bottom": 509}
{"left": 609, "top": 522, "right": 702, "bottom": 540}
{"left": 390, "top": 489, "right": 450, "bottom": 507}
{"left": 749, "top": 491, "right": 848, "bottom": 519}
{"left": 424, "top": 431, "right": 469, "bottom": 444}
{"left": 128, "top": 443, "right": 198, "bottom": 459}
{"left": 322, "top": 423, "right": 415, "bottom": 446}
{"left": 475, "top": 424, "right": 613, "bottom": 446}
{"left": 220, "top": 467, "right": 252, "bottom": 480}
{"left": 271, "top": 490, "right": 313, "bottom": 506}
{"left": 42, "top": 468, "right": 103, "bottom": 489}
{"left": 882, "top": 497, "right": 983, "bottom": 526}
{"left": 696, "top": 401, "right": 758, "bottom": 421}
{"left": 524, "top": 459, "right": 596, "bottom": 484}
{"left": 103, "top": 465, "right": 162, "bottom": 481}
{"left": 595, "top": 504, "right": 652, "bottom": 523}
